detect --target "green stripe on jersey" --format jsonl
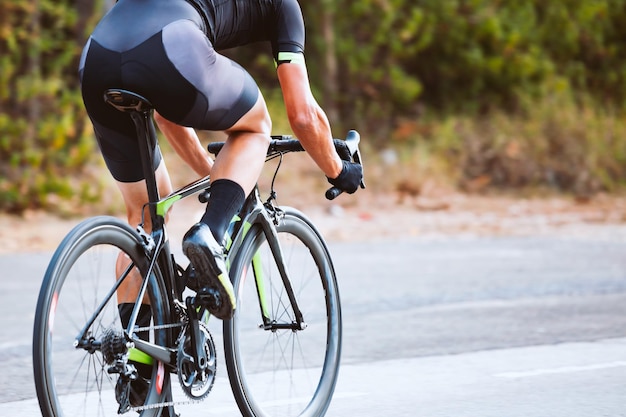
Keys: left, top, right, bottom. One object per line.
{"left": 276, "top": 52, "right": 305, "bottom": 66}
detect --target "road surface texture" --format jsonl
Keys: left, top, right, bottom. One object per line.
{"left": 1, "top": 193, "right": 625, "bottom": 416}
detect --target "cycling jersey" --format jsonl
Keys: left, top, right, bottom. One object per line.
{"left": 186, "top": 0, "right": 305, "bottom": 60}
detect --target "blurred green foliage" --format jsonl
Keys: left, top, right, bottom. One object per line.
{"left": 2, "top": 0, "right": 626, "bottom": 213}
{"left": 0, "top": 0, "right": 101, "bottom": 213}
{"left": 303, "top": 0, "right": 626, "bottom": 134}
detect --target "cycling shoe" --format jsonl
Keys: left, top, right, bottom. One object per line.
{"left": 182, "top": 223, "right": 235, "bottom": 320}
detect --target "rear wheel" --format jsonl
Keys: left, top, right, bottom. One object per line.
{"left": 224, "top": 208, "right": 342, "bottom": 417}
{"left": 33, "top": 216, "right": 171, "bottom": 417}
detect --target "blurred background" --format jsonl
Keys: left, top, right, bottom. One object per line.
{"left": 1, "top": 0, "right": 626, "bottom": 218}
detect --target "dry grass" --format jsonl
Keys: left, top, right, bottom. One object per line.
{"left": 376, "top": 92, "right": 626, "bottom": 200}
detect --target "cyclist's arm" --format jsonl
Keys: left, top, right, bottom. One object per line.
{"left": 276, "top": 61, "right": 343, "bottom": 179}
{"left": 154, "top": 111, "right": 213, "bottom": 177}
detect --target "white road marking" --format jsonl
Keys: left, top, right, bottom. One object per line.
{"left": 494, "top": 361, "right": 626, "bottom": 379}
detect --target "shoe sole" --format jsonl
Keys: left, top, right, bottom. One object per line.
{"left": 183, "top": 242, "right": 236, "bottom": 320}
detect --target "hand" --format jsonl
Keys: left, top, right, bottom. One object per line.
{"left": 326, "top": 160, "right": 363, "bottom": 194}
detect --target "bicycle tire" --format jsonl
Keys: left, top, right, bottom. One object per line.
{"left": 224, "top": 208, "right": 342, "bottom": 417}
{"left": 33, "top": 216, "right": 171, "bottom": 417}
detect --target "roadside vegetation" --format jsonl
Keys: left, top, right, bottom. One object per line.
{"left": 2, "top": 0, "right": 626, "bottom": 214}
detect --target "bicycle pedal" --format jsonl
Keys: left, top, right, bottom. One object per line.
{"left": 197, "top": 287, "right": 223, "bottom": 311}
{"left": 183, "top": 266, "right": 203, "bottom": 293}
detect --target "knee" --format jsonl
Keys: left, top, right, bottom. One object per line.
{"left": 229, "top": 93, "right": 272, "bottom": 137}
{"left": 230, "top": 129, "right": 271, "bottom": 150}
{"left": 254, "top": 130, "right": 271, "bottom": 148}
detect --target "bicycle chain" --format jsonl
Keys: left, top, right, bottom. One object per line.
{"left": 130, "top": 397, "right": 204, "bottom": 412}
{"left": 132, "top": 299, "right": 189, "bottom": 334}
{"left": 134, "top": 322, "right": 184, "bottom": 333}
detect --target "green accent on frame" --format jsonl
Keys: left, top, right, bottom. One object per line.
{"left": 156, "top": 195, "right": 181, "bottom": 217}
{"left": 252, "top": 251, "right": 270, "bottom": 318}
{"left": 128, "top": 347, "right": 154, "bottom": 365}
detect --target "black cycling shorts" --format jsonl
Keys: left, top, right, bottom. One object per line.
{"left": 80, "top": 0, "right": 259, "bottom": 182}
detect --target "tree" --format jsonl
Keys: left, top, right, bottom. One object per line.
{"left": 302, "top": 0, "right": 426, "bottom": 142}
{"left": 0, "top": 0, "right": 102, "bottom": 213}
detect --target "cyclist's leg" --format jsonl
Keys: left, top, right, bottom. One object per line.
{"left": 181, "top": 94, "right": 270, "bottom": 319}
{"left": 83, "top": 118, "right": 174, "bottom": 409}
{"left": 210, "top": 93, "right": 272, "bottom": 196}
{"left": 155, "top": 19, "right": 272, "bottom": 319}
{"left": 115, "top": 161, "right": 174, "bottom": 304}
{"left": 181, "top": 95, "right": 271, "bottom": 319}
{"left": 85, "top": 118, "right": 174, "bottom": 391}
{"left": 199, "top": 93, "right": 271, "bottom": 241}
{"left": 81, "top": 37, "right": 177, "bottom": 401}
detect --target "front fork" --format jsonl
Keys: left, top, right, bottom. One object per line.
{"left": 228, "top": 202, "right": 306, "bottom": 332}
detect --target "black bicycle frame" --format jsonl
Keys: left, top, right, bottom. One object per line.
{"left": 225, "top": 189, "right": 306, "bottom": 331}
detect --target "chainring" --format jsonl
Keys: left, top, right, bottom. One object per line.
{"left": 176, "top": 322, "right": 216, "bottom": 401}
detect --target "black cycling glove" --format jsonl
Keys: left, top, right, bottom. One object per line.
{"left": 327, "top": 160, "right": 363, "bottom": 194}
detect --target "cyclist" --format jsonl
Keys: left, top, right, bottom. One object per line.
{"left": 79, "top": 0, "right": 363, "bottom": 327}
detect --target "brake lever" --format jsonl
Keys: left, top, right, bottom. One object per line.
{"left": 346, "top": 133, "right": 366, "bottom": 190}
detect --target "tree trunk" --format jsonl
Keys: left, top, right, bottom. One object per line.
{"left": 27, "top": 0, "right": 41, "bottom": 144}
{"left": 73, "top": 0, "right": 99, "bottom": 44}
{"left": 321, "top": 1, "right": 339, "bottom": 125}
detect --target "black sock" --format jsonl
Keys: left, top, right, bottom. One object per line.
{"left": 118, "top": 303, "right": 153, "bottom": 378}
{"left": 118, "top": 303, "right": 152, "bottom": 339}
{"left": 200, "top": 179, "right": 246, "bottom": 243}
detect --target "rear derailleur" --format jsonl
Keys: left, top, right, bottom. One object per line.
{"left": 101, "top": 329, "right": 147, "bottom": 413}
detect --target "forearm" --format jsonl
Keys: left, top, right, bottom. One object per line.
{"left": 277, "top": 63, "right": 342, "bottom": 179}
{"left": 289, "top": 104, "right": 342, "bottom": 179}
{"left": 154, "top": 112, "right": 213, "bottom": 177}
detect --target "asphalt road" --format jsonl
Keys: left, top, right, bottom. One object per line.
{"left": 1, "top": 231, "right": 625, "bottom": 416}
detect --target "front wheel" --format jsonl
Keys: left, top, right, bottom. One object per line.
{"left": 32, "top": 216, "right": 170, "bottom": 417}
{"left": 224, "top": 208, "right": 342, "bottom": 417}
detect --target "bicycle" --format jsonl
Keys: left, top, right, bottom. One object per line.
{"left": 32, "top": 88, "right": 365, "bottom": 417}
